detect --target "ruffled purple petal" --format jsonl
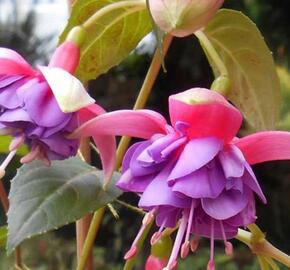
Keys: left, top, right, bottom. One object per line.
{"left": 130, "top": 140, "right": 164, "bottom": 177}
{"left": 201, "top": 187, "right": 251, "bottom": 220}
{"left": 219, "top": 145, "right": 245, "bottom": 178}
{"left": 172, "top": 160, "right": 226, "bottom": 199}
{"left": 168, "top": 137, "right": 222, "bottom": 181}
{"left": 116, "top": 169, "right": 153, "bottom": 193}
{"left": 139, "top": 163, "right": 191, "bottom": 209}
{"left": 0, "top": 108, "right": 32, "bottom": 123}
{"left": 243, "top": 163, "right": 267, "bottom": 203}
{"left": 191, "top": 207, "right": 238, "bottom": 239}
{"left": 122, "top": 142, "right": 143, "bottom": 172}
{"left": 156, "top": 206, "right": 182, "bottom": 228}
{"left": 17, "top": 80, "right": 70, "bottom": 127}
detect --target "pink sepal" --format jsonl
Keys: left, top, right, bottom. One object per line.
{"left": 169, "top": 88, "right": 242, "bottom": 142}
{"left": 235, "top": 131, "right": 290, "bottom": 164}
{"left": 0, "top": 48, "right": 36, "bottom": 75}
{"left": 71, "top": 110, "right": 167, "bottom": 140}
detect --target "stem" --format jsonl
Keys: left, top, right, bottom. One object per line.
{"left": 116, "top": 34, "right": 174, "bottom": 168}
{"left": 123, "top": 220, "right": 154, "bottom": 270}
{"left": 76, "top": 208, "right": 105, "bottom": 270}
{"left": 76, "top": 139, "right": 93, "bottom": 270}
{"left": 82, "top": 0, "right": 146, "bottom": 30}
{"left": 255, "top": 241, "right": 290, "bottom": 267}
{"left": 0, "top": 180, "right": 9, "bottom": 213}
{"left": 195, "top": 30, "right": 228, "bottom": 77}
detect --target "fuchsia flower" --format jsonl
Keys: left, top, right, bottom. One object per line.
{"left": 0, "top": 41, "right": 115, "bottom": 182}
{"left": 72, "top": 88, "right": 290, "bottom": 269}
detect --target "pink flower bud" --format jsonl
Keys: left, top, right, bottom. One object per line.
{"left": 148, "top": 0, "right": 224, "bottom": 37}
{"left": 145, "top": 255, "right": 167, "bottom": 270}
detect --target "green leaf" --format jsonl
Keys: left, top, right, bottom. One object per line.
{"left": 0, "top": 226, "right": 7, "bottom": 247}
{"left": 59, "top": 0, "right": 152, "bottom": 82}
{"left": 201, "top": 9, "right": 281, "bottom": 130}
{"left": 7, "top": 157, "right": 122, "bottom": 254}
{"left": 0, "top": 136, "right": 28, "bottom": 156}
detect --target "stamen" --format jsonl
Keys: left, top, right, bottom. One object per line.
{"left": 124, "top": 245, "right": 137, "bottom": 260}
{"left": 0, "top": 149, "right": 17, "bottom": 178}
{"left": 20, "top": 145, "right": 41, "bottom": 164}
{"left": 9, "top": 134, "right": 25, "bottom": 151}
{"left": 181, "top": 200, "right": 195, "bottom": 259}
{"left": 151, "top": 218, "right": 166, "bottom": 245}
{"left": 190, "top": 236, "right": 200, "bottom": 252}
{"left": 164, "top": 212, "right": 188, "bottom": 269}
{"left": 207, "top": 219, "right": 215, "bottom": 270}
{"left": 219, "top": 220, "right": 233, "bottom": 256}
{"left": 125, "top": 208, "right": 158, "bottom": 260}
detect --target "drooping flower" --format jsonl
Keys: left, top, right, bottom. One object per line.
{"left": 148, "top": 0, "right": 224, "bottom": 37}
{"left": 0, "top": 33, "right": 116, "bottom": 183}
{"left": 72, "top": 88, "right": 290, "bottom": 269}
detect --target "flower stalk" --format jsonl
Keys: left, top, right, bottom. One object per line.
{"left": 236, "top": 226, "right": 290, "bottom": 268}
{"left": 116, "top": 34, "right": 173, "bottom": 168}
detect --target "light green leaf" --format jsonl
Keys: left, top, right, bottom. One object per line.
{"left": 0, "top": 136, "right": 28, "bottom": 156}
{"left": 7, "top": 157, "right": 122, "bottom": 254}
{"left": 59, "top": 0, "right": 152, "bottom": 82}
{"left": 0, "top": 226, "right": 7, "bottom": 247}
{"left": 201, "top": 9, "right": 281, "bottom": 130}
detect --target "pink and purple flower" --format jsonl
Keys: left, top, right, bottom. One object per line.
{"left": 72, "top": 88, "right": 290, "bottom": 269}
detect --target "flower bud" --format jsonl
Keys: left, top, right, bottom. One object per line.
{"left": 148, "top": 0, "right": 224, "bottom": 37}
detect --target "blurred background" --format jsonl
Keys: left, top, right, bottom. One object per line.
{"left": 0, "top": 0, "right": 290, "bottom": 269}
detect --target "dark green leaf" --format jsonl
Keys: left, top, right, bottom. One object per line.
{"left": 201, "top": 9, "right": 281, "bottom": 130}
{"left": 7, "top": 157, "right": 122, "bottom": 254}
{"left": 59, "top": 0, "right": 152, "bottom": 81}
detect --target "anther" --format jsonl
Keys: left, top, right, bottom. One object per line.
{"left": 207, "top": 259, "right": 215, "bottom": 270}
{"left": 124, "top": 245, "right": 138, "bottom": 260}
{"left": 190, "top": 236, "right": 200, "bottom": 252}
{"left": 181, "top": 240, "right": 190, "bottom": 259}
{"left": 151, "top": 231, "right": 162, "bottom": 245}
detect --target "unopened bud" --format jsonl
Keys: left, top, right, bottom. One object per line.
{"left": 148, "top": 0, "right": 224, "bottom": 37}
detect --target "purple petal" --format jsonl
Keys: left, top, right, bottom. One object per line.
{"left": 201, "top": 187, "right": 251, "bottom": 220}
{"left": 42, "top": 115, "right": 73, "bottom": 138}
{"left": 139, "top": 163, "right": 191, "bottom": 209}
{"left": 122, "top": 142, "right": 143, "bottom": 172}
{"left": 116, "top": 169, "right": 153, "bottom": 193}
{"left": 191, "top": 207, "right": 238, "bottom": 239}
{"left": 130, "top": 140, "right": 164, "bottom": 177}
{"left": 0, "top": 75, "right": 25, "bottom": 88}
{"left": 226, "top": 193, "right": 256, "bottom": 227}
{"left": 219, "top": 145, "right": 245, "bottom": 178}
{"left": 243, "top": 163, "right": 267, "bottom": 203}
{"left": 172, "top": 160, "right": 226, "bottom": 199}
{"left": 17, "top": 80, "right": 70, "bottom": 127}
{"left": 225, "top": 178, "right": 243, "bottom": 192}
{"left": 0, "top": 77, "right": 27, "bottom": 109}
{"left": 40, "top": 133, "right": 79, "bottom": 157}
{"left": 156, "top": 206, "right": 182, "bottom": 228}
{"left": 0, "top": 108, "right": 32, "bottom": 123}
{"left": 168, "top": 137, "right": 222, "bottom": 181}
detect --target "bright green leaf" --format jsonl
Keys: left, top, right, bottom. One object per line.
{"left": 7, "top": 157, "right": 122, "bottom": 254}
{"left": 201, "top": 9, "right": 281, "bottom": 130}
{"left": 0, "top": 136, "right": 28, "bottom": 156}
{"left": 59, "top": 0, "right": 152, "bottom": 82}
{"left": 0, "top": 226, "right": 7, "bottom": 247}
